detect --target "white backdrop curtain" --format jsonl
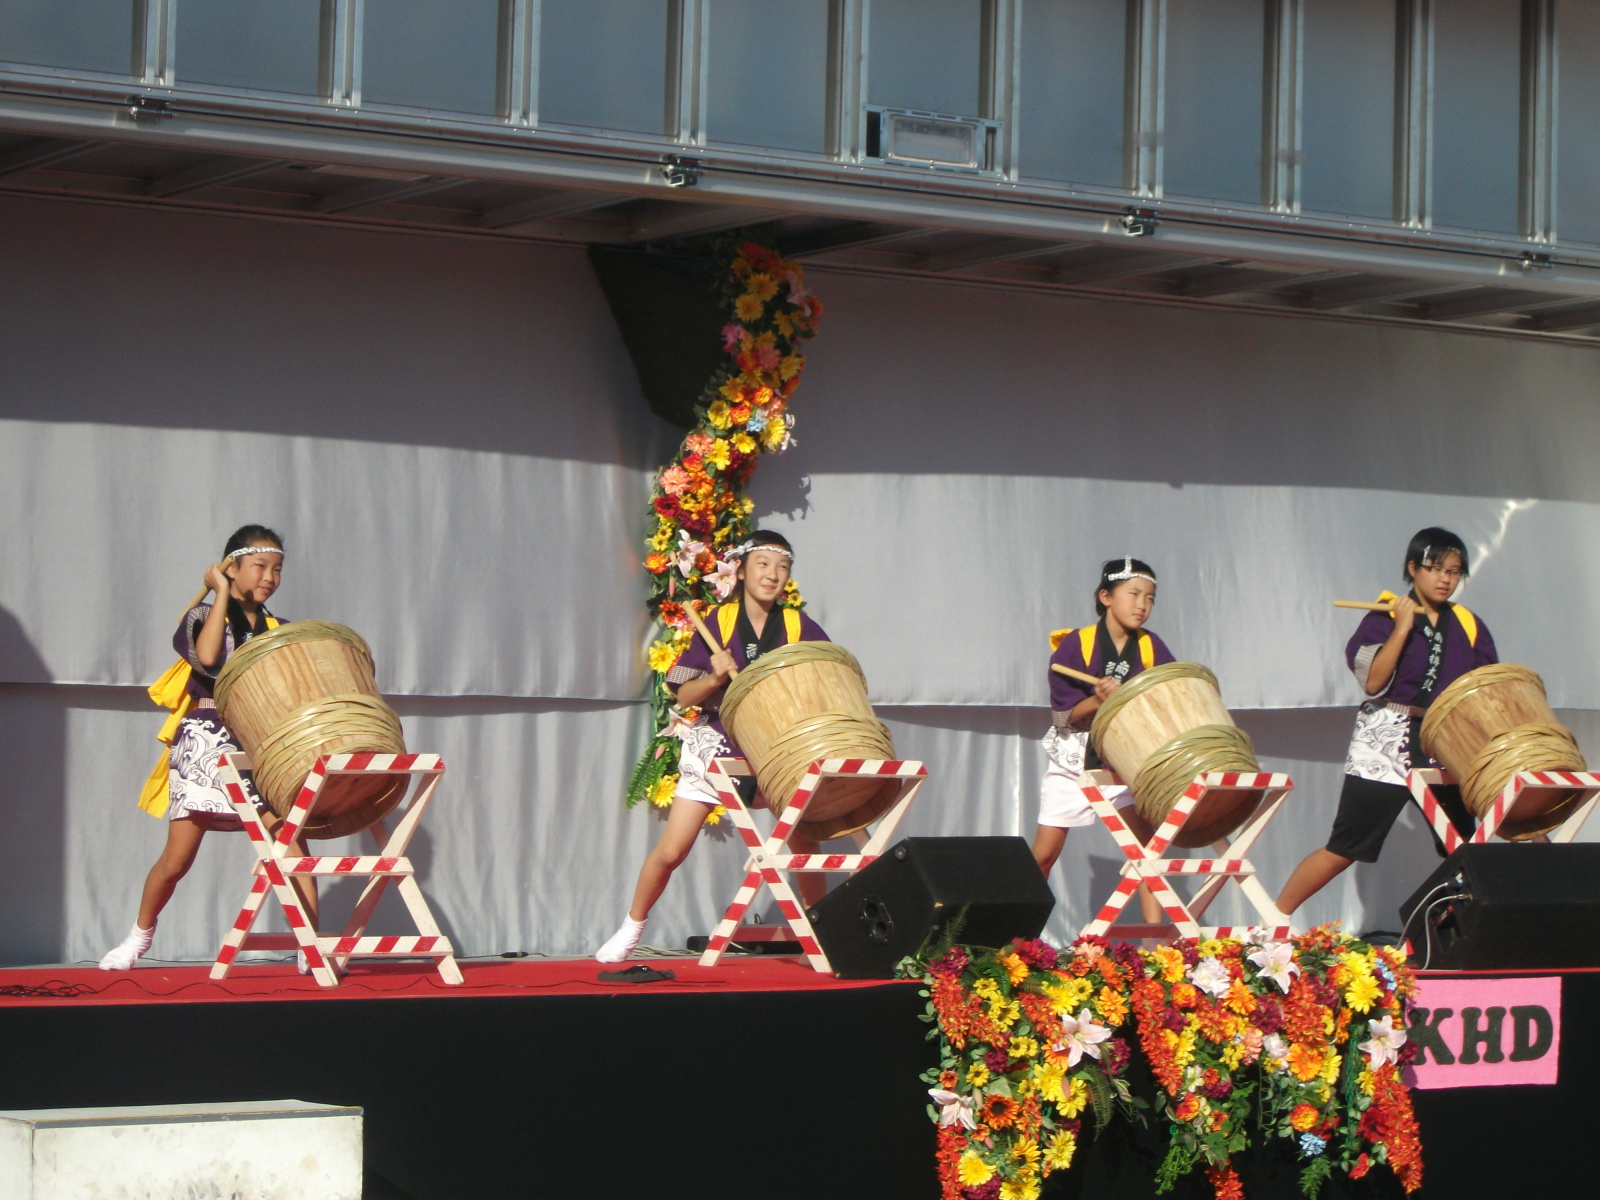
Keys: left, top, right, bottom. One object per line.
{"left": 1, "top": 195, "right": 1596, "bottom": 965}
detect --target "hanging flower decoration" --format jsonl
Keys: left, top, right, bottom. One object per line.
{"left": 905, "top": 927, "right": 1423, "bottom": 1200}
{"left": 624, "top": 241, "right": 822, "bottom": 809}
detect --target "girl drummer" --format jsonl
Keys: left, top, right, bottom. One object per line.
{"left": 597, "top": 531, "right": 829, "bottom": 963}
{"left": 1034, "top": 557, "right": 1172, "bottom": 924}
{"left": 1276, "top": 527, "right": 1497, "bottom": 916}
{"left": 99, "top": 525, "right": 317, "bottom": 970}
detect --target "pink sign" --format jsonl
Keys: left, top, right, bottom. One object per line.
{"left": 1405, "top": 976, "right": 1561, "bottom": 1089}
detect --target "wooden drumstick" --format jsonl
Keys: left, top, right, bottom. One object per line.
{"left": 1051, "top": 663, "right": 1102, "bottom": 686}
{"left": 1334, "top": 600, "right": 1399, "bottom": 613}
{"left": 685, "top": 604, "right": 738, "bottom": 678}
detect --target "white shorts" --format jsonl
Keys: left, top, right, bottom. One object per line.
{"left": 1037, "top": 726, "right": 1132, "bottom": 829}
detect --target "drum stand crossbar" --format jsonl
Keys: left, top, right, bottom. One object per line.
{"left": 212, "top": 751, "right": 463, "bottom": 989}
{"left": 1079, "top": 770, "right": 1296, "bottom": 941}
{"left": 1407, "top": 768, "right": 1600, "bottom": 852}
{"left": 698, "top": 757, "right": 928, "bottom": 973}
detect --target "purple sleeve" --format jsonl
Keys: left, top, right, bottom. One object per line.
{"left": 798, "top": 612, "right": 829, "bottom": 642}
{"left": 1147, "top": 631, "right": 1176, "bottom": 666}
{"left": 667, "top": 625, "right": 715, "bottom": 692}
{"left": 175, "top": 604, "right": 216, "bottom": 678}
{"left": 1048, "top": 634, "right": 1093, "bottom": 712}
{"left": 1345, "top": 611, "right": 1394, "bottom": 695}
{"left": 1473, "top": 618, "right": 1499, "bottom": 667}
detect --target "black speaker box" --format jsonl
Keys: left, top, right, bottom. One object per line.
{"left": 1398, "top": 843, "right": 1600, "bottom": 969}
{"left": 806, "top": 837, "right": 1055, "bottom": 979}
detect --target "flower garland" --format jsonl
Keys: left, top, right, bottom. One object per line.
{"left": 916, "top": 938, "right": 1145, "bottom": 1200}
{"left": 909, "top": 927, "right": 1422, "bottom": 1200}
{"left": 623, "top": 240, "right": 822, "bottom": 812}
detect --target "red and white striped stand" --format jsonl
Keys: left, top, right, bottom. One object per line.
{"left": 211, "top": 751, "right": 462, "bottom": 989}
{"left": 1406, "top": 767, "right": 1600, "bottom": 851}
{"left": 697, "top": 757, "right": 928, "bottom": 973}
{"left": 1078, "top": 769, "right": 1296, "bottom": 941}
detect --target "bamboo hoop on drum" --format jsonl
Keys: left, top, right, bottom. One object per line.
{"left": 249, "top": 692, "right": 408, "bottom": 840}
{"left": 754, "top": 709, "right": 896, "bottom": 817}
{"left": 215, "top": 620, "right": 376, "bottom": 715}
{"left": 1460, "top": 722, "right": 1586, "bottom": 838}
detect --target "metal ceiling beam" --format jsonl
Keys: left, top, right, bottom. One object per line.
{"left": 919, "top": 236, "right": 1079, "bottom": 273}
{"left": 1417, "top": 287, "right": 1568, "bottom": 322}
{"left": 1534, "top": 304, "right": 1600, "bottom": 333}
{"left": 1299, "top": 278, "right": 1471, "bottom": 311}
{"left": 146, "top": 156, "right": 288, "bottom": 198}
{"left": 628, "top": 202, "right": 773, "bottom": 243}
{"left": 313, "top": 176, "right": 461, "bottom": 214}
{"left": 1178, "top": 267, "right": 1314, "bottom": 299}
{"left": 0, "top": 137, "right": 104, "bottom": 177}
{"left": 1052, "top": 249, "right": 1218, "bottom": 286}
{"left": 780, "top": 222, "right": 927, "bottom": 258}
{"left": 478, "top": 189, "right": 627, "bottom": 229}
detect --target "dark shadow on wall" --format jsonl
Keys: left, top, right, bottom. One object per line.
{"left": 0, "top": 606, "right": 64, "bottom": 965}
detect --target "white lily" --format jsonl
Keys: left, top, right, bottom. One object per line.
{"left": 706, "top": 557, "right": 739, "bottom": 599}
{"left": 674, "top": 531, "right": 707, "bottom": 578}
{"left": 1359, "top": 1014, "right": 1408, "bottom": 1069}
{"left": 1263, "top": 1032, "right": 1290, "bottom": 1070}
{"left": 1248, "top": 941, "right": 1301, "bottom": 993}
{"left": 1190, "top": 956, "right": 1232, "bottom": 998}
{"left": 927, "top": 1088, "right": 976, "bottom": 1130}
{"left": 1053, "top": 1008, "right": 1112, "bottom": 1067}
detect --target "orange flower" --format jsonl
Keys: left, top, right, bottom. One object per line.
{"left": 644, "top": 552, "right": 671, "bottom": 574}
{"left": 1096, "top": 985, "right": 1128, "bottom": 1026}
{"left": 1287, "top": 1041, "right": 1325, "bottom": 1082}
{"left": 1222, "top": 978, "right": 1256, "bottom": 1016}
{"left": 982, "top": 1093, "right": 1020, "bottom": 1130}
{"left": 1171, "top": 982, "right": 1199, "bottom": 1010}
{"left": 1174, "top": 1093, "right": 1202, "bottom": 1123}
{"left": 1194, "top": 1003, "right": 1238, "bottom": 1043}
{"left": 1289, "top": 1103, "right": 1319, "bottom": 1132}
{"left": 999, "top": 952, "right": 1029, "bottom": 986}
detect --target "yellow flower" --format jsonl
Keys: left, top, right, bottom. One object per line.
{"left": 760, "top": 416, "right": 787, "bottom": 450}
{"left": 972, "top": 977, "right": 1002, "bottom": 1001}
{"left": 734, "top": 293, "right": 764, "bottom": 322}
{"left": 1045, "top": 977, "right": 1094, "bottom": 1013}
{"left": 778, "top": 353, "right": 804, "bottom": 381}
{"left": 989, "top": 998, "right": 1021, "bottom": 1028}
{"left": 648, "top": 520, "right": 674, "bottom": 551}
{"left": 704, "top": 804, "right": 726, "bottom": 826}
{"left": 1043, "top": 1129, "right": 1077, "bottom": 1171}
{"left": 647, "top": 640, "right": 681, "bottom": 673}
{"left": 1096, "top": 985, "right": 1128, "bottom": 1026}
{"left": 1344, "top": 973, "right": 1382, "bottom": 1013}
{"left": 967, "top": 1063, "right": 990, "bottom": 1087}
{"left": 957, "top": 1152, "right": 995, "bottom": 1187}
{"left": 650, "top": 774, "right": 678, "bottom": 808}
{"left": 738, "top": 496, "right": 755, "bottom": 516}
{"left": 1173, "top": 1025, "right": 1198, "bottom": 1072}
{"left": 1321, "top": 1047, "right": 1342, "bottom": 1084}
{"left": 1357, "top": 1068, "right": 1375, "bottom": 1096}
{"left": 1013, "top": 1077, "right": 1035, "bottom": 1100}
{"left": 719, "top": 377, "right": 745, "bottom": 403}
{"left": 774, "top": 311, "right": 795, "bottom": 337}
{"left": 705, "top": 439, "right": 732, "bottom": 469}
{"left": 1059, "top": 1076, "right": 1090, "bottom": 1118}
{"left": 1221, "top": 1041, "right": 1246, "bottom": 1069}
{"left": 1011, "top": 1137, "right": 1041, "bottom": 1167}
{"left": 746, "top": 272, "right": 779, "bottom": 301}
{"left": 1009, "top": 1035, "right": 1040, "bottom": 1060}
{"left": 999, "top": 1178, "right": 1040, "bottom": 1200}
{"left": 1032, "top": 1060, "right": 1066, "bottom": 1103}
{"left": 732, "top": 433, "right": 757, "bottom": 454}
{"left": 1198, "top": 938, "right": 1227, "bottom": 957}
{"left": 1151, "top": 946, "right": 1186, "bottom": 984}
{"left": 706, "top": 400, "right": 732, "bottom": 430}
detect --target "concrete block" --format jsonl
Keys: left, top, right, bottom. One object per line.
{"left": 0, "top": 1099, "right": 362, "bottom": 1200}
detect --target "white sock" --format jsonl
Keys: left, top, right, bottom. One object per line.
{"left": 98, "top": 922, "right": 154, "bottom": 971}
{"left": 596, "top": 916, "right": 647, "bottom": 963}
{"left": 297, "top": 949, "right": 310, "bottom": 975}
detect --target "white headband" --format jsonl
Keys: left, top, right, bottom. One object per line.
{"left": 732, "top": 541, "right": 793, "bottom": 561}
{"left": 1104, "top": 556, "right": 1154, "bottom": 584}
{"left": 227, "top": 545, "right": 283, "bottom": 560}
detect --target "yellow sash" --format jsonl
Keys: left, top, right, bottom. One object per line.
{"left": 714, "top": 602, "right": 802, "bottom": 649}
{"left": 138, "top": 610, "right": 278, "bottom": 817}
{"left": 1047, "top": 625, "right": 1155, "bottom": 670}
{"left": 1375, "top": 590, "right": 1478, "bottom": 646}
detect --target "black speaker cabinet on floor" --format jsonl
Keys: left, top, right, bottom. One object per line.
{"left": 807, "top": 837, "right": 1055, "bottom": 978}
{"left": 1399, "top": 843, "right": 1600, "bottom": 969}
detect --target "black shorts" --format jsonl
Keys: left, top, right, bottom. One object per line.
{"left": 1325, "top": 774, "right": 1474, "bottom": 863}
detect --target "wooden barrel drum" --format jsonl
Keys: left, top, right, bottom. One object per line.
{"left": 1090, "top": 662, "right": 1263, "bottom": 848}
{"left": 215, "top": 621, "right": 408, "bottom": 840}
{"left": 719, "top": 642, "right": 900, "bottom": 840}
{"left": 1420, "top": 663, "right": 1586, "bottom": 839}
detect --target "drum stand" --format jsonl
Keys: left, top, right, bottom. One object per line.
{"left": 697, "top": 756, "right": 928, "bottom": 973}
{"left": 1078, "top": 769, "right": 1296, "bottom": 941}
{"left": 1406, "top": 768, "right": 1600, "bottom": 852}
{"left": 211, "top": 751, "right": 463, "bottom": 989}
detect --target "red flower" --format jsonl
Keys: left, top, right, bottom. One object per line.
{"left": 1206, "top": 1164, "right": 1244, "bottom": 1200}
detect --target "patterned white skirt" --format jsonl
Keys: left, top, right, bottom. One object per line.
{"left": 167, "top": 714, "right": 264, "bottom": 829}
{"left": 1343, "top": 703, "right": 1413, "bottom": 787}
